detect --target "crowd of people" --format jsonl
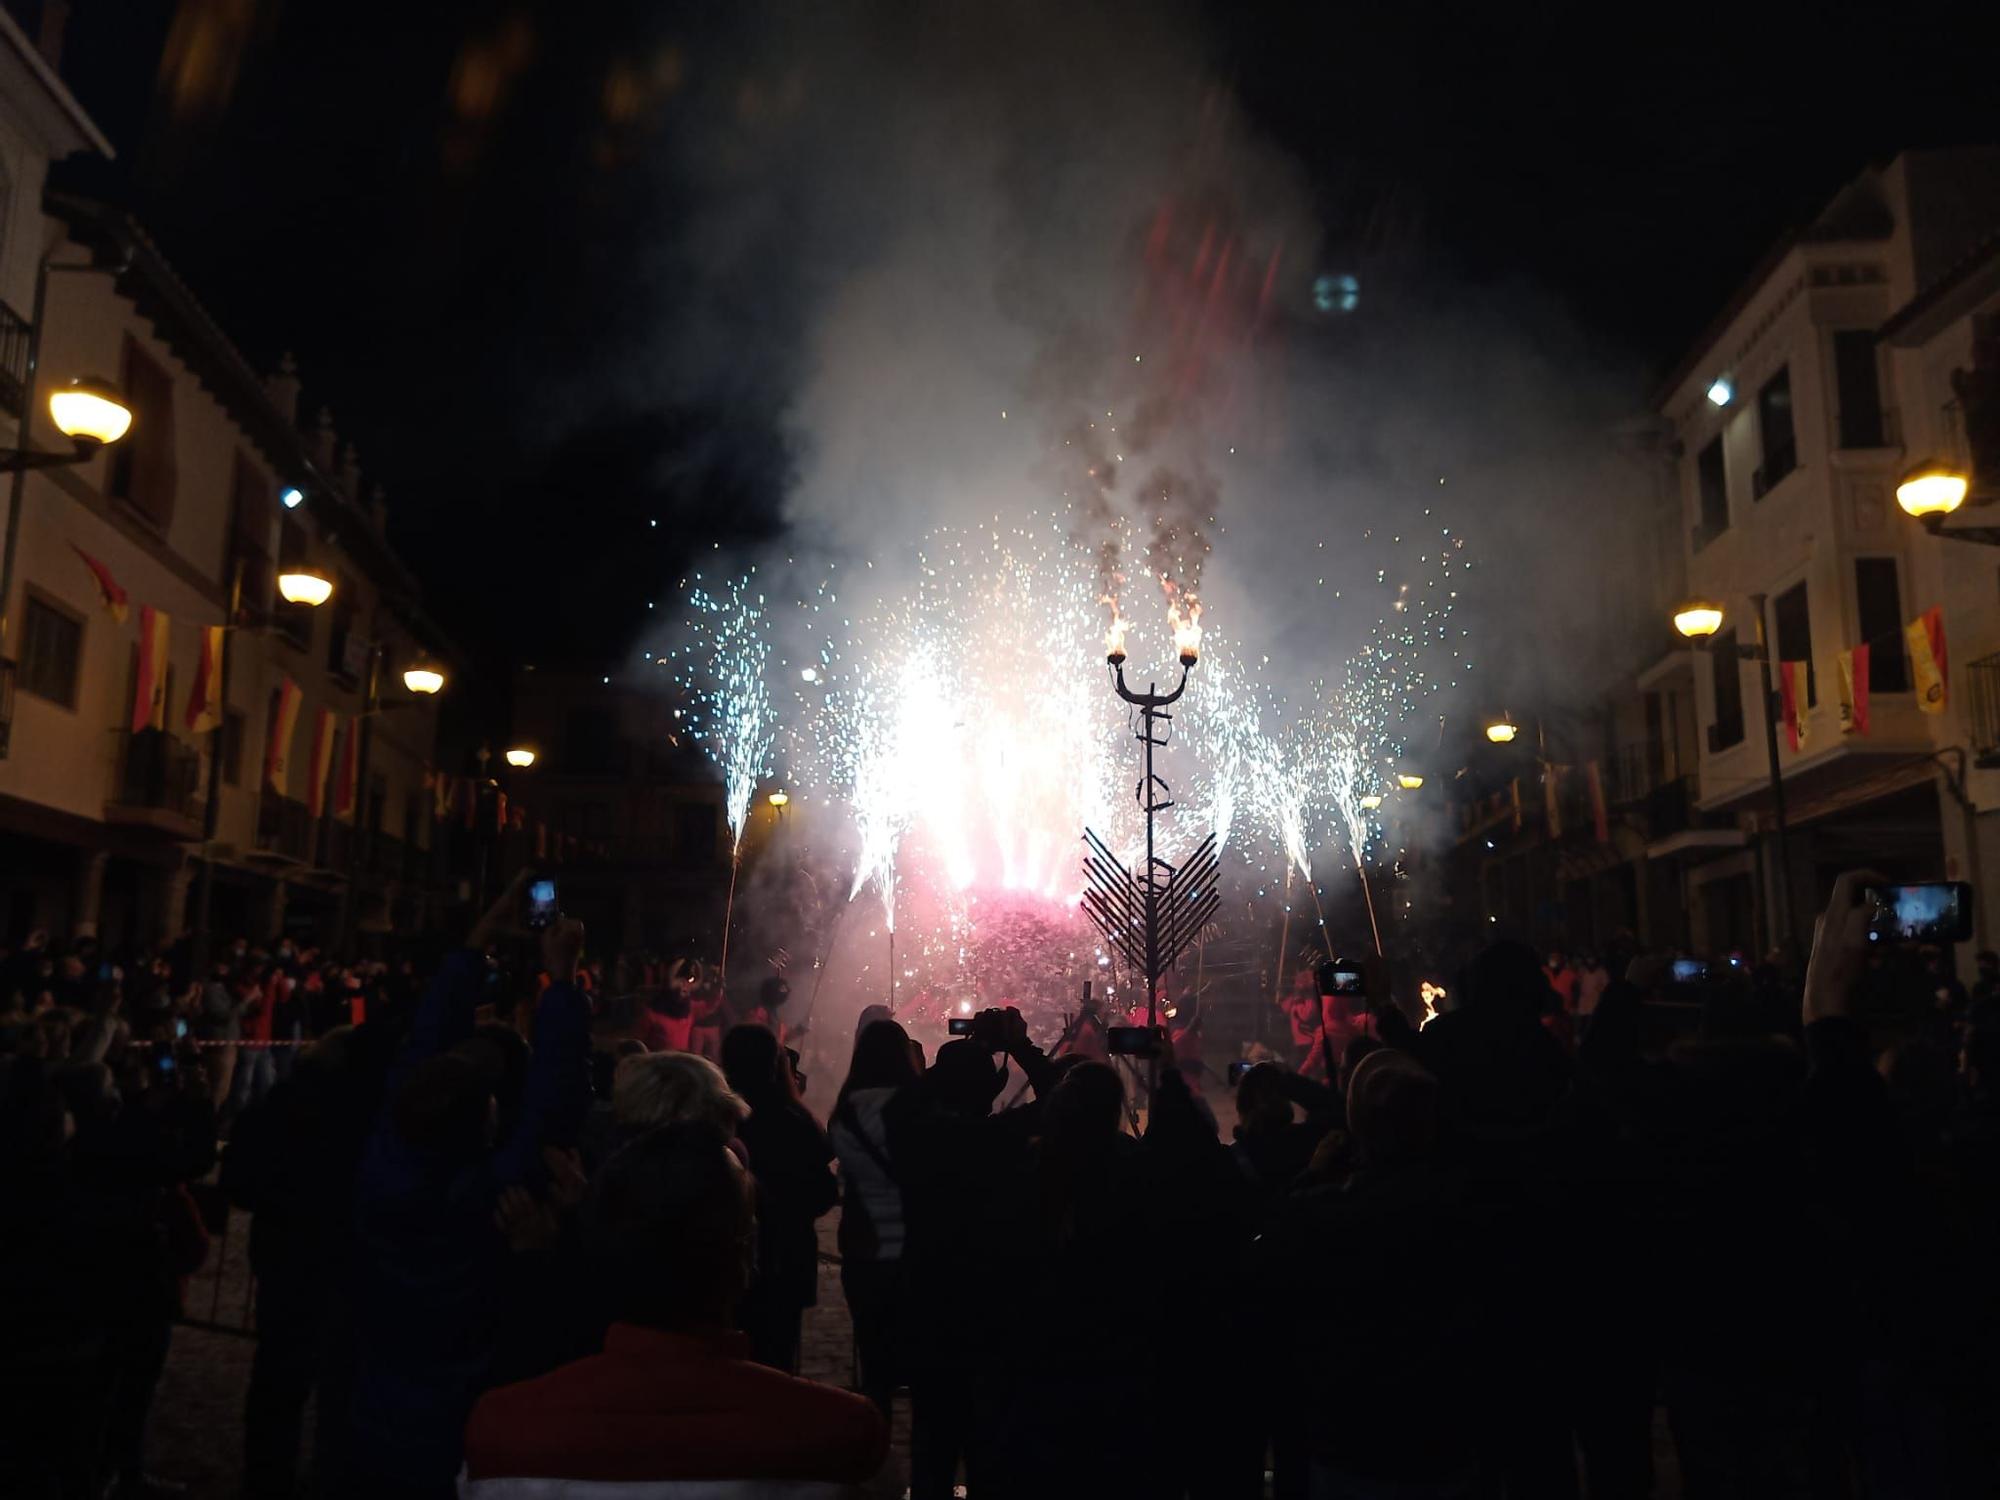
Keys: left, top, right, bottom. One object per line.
{"left": 5, "top": 865, "right": 2000, "bottom": 1498}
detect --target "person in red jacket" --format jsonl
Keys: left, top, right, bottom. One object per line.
{"left": 461, "top": 1120, "right": 887, "bottom": 1496}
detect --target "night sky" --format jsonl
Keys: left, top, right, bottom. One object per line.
{"left": 45, "top": 0, "right": 2000, "bottom": 687}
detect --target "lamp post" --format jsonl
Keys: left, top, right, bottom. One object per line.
{"left": 1895, "top": 460, "right": 1999, "bottom": 545}
{"left": 0, "top": 249, "right": 135, "bottom": 692}
{"left": 1673, "top": 595, "right": 1796, "bottom": 953}
{"left": 188, "top": 555, "right": 335, "bottom": 978}
{"left": 339, "top": 642, "right": 445, "bottom": 948}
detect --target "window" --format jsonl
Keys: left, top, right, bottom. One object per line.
{"left": 1711, "top": 628, "right": 1745, "bottom": 749}
{"left": 226, "top": 454, "right": 273, "bottom": 617}
{"left": 1855, "top": 558, "right": 1909, "bottom": 692}
{"left": 1696, "top": 436, "right": 1728, "bottom": 540}
{"left": 326, "top": 574, "right": 358, "bottom": 680}
{"left": 1772, "top": 581, "right": 1816, "bottom": 706}
{"left": 1754, "top": 365, "right": 1796, "bottom": 496}
{"left": 1834, "top": 331, "right": 1885, "bottom": 449}
{"left": 18, "top": 594, "right": 82, "bottom": 707}
{"left": 222, "top": 710, "right": 245, "bottom": 786}
{"left": 106, "top": 337, "right": 177, "bottom": 528}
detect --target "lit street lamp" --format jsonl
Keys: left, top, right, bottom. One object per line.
{"left": 1396, "top": 771, "right": 1425, "bottom": 791}
{"left": 1896, "top": 460, "right": 1999, "bottom": 545}
{"left": 402, "top": 659, "right": 446, "bottom": 695}
{"left": 505, "top": 747, "right": 537, "bottom": 769}
{"left": 767, "top": 788, "right": 790, "bottom": 808}
{"left": 276, "top": 568, "right": 334, "bottom": 606}
{"left": 1485, "top": 717, "right": 1519, "bottom": 745}
{"left": 1673, "top": 595, "right": 1796, "bottom": 949}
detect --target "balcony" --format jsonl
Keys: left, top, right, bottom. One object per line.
{"left": 105, "top": 729, "right": 205, "bottom": 838}
{"left": 0, "top": 300, "right": 28, "bottom": 417}
{"left": 1645, "top": 774, "right": 1695, "bottom": 839}
{"left": 1969, "top": 652, "right": 2000, "bottom": 769}
{"left": 254, "top": 790, "right": 313, "bottom": 864}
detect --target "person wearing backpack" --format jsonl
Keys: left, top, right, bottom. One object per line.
{"left": 829, "top": 1016, "right": 920, "bottom": 1416}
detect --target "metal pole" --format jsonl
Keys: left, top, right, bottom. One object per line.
{"left": 1749, "top": 593, "right": 1795, "bottom": 955}
{"left": 189, "top": 558, "right": 243, "bottom": 979}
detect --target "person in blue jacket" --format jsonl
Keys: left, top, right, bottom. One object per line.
{"left": 347, "top": 872, "right": 593, "bottom": 1499}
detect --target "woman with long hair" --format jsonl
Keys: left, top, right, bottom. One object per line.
{"left": 830, "top": 1017, "right": 921, "bottom": 1415}
{"left": 719, "top": 1024, "right": 837, "bottom": 1373}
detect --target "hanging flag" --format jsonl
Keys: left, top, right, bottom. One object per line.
{"left": 510, "top": 804, "right": 527, "bottom": 832}
{"left": 1777, "top": 660, "right": 1808, "bottom": 751}
{"left": 1509, "top": 778, "right": 1523, "bottom": 833}
{"left": 264, "top": 678, "right": 303, "bottom": 794}
{"left": 70, "top": 544, "right": 129, "bottom": 622}
{"left": 334, "top": 720, "right": 360, "bottom": 819}
{"left": 1836, "top": 645, "right": 1871, "bottom": 736}
{"left": 129, "top": 606, "right": 171, "bottom": 733}
{"left": 1543, "top": 764, "right": 1564, "bottom": 839}
{"left": 430, "top": 769, "right": 452, "bottom": 822}
{"left": 535, "top": 821, "right": 547, "bottom": 859}
{"left": 1585, "top": 760, "right": 1610, "bottom": 843}
{"left": 305, "top": 708, "right": 338, "bottom": 818}
{"left": 1907, "top": 607, "right": 1947, "bottom": 714}
{"left": 184, "top": 624, "right": 224, "bottom": 734}
{"left": 494, "top": 790, "right": 509, "bottom": 834}
{"left": 460, "top": 777, "right": 477, "bottom": 831}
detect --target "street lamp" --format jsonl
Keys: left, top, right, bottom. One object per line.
{"left": 1396, "top": 771, "right": 1425, "bottom": 791}
{"left": 402, "top": 660, "right": 445, "bottom": 695}
{"left": 1359, "top": 792, "right": 1384, "bottom": 810}
{"left": 1, "top": 375, "right": 133, "bottom": 472}
{"left": 505, "top": 747, "right": 536, "bottom": 769}
{"left": 1671, "top": 595, "right": 1796, "bottom": 950}
{"left": 1897, "top": 461, "right": 1971, "bottom": 519}
{"left": 767, "top": 789, "right": 790, "bottom": 808}
{"left": 1485, "top": 717, "right": 1519, "bottom": 745}
{"left": 276, "top": 568, "right": 334, "bottom": 606}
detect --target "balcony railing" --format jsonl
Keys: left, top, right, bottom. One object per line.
{"left": 256, "top": 790, "right": 313, "bottom": 863}
{"left": 106, "top": 729, "right": 205, "bottom": 833}
{"left": 0, "top": 300, "right": 29, "bottom": 417}
{"left": 1969, "top": 652, "right": 2000, "bottom": 769}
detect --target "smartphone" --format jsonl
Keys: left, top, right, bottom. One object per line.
{"left": 1864, "top": 882, "right": 1974, "bottom": 944}
{"left": 1107, "top": 1024, "right": 1158, "bottom": 1057}
{"left": 174, "top": 1018, "right": 188, "bottom": 1040}
{"left": 947, "top": 1016, "right": 978, "bottom": 1036}
{"left": 1227, "top": 1058, "right": 1257, "bottom": 1085}
{"left": 1315, "top": 960, "right": 1364, "bottom": 996}
{"left": 153, "top": 1051, "right": 176, "bottom": 1075}
{"left": 526, "top": 878, "right": 559, "bottom": 931}
{"left": 1671, "top": 958, "right": 1709, "bottom": 984}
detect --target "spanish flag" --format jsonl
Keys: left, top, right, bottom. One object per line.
{"left": 1907, "top": 607, "right": 1947, "bottom": 714}
{"left": 185, "top": 625, "right": 224, "bottom": 734}
{"left": 1778, "top": 660, "right": 1808, "bottom": 752}
{"left": 306, "top": 708, "right": 338, "bottom": 818}
{"left": 70, "top": 543, "right": 128, "bottom": 622}
{"left": 334, "top": 721, "right": 359, "bottom": 819}
{"left": 264, "top": 677, "right": 303, "bottom": 794}
{"left": 1836, "top": 645, "right": 1870, "bottom": 736}
{"left": 131, "top": 606, "right": 171, "bottom": 733}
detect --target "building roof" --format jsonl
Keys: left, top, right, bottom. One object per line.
{"left": 0, "top": 8, "right": 112, "bottom": 159}
{"left": 45, "top": 192, "right": 460, "bottom": 664}
{"left": 1878, "top": 227, "right": 2000, "bottom": 347}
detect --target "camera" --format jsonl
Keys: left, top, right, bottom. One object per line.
{"left": 526, "top": 878, "right": 559, "bottom": 931}
{"left": 1670, "top": 958, "right": 1709, "bottom": 984}
{"left": 1315, "top": 959, "right": 1365, "bottom": 997}
{"left": 947, "top": 1016, "right": 978, "bottom": 1037}
{"left": 1227, "top": 1058, "right": 1257, "bottom": 1085}
{"left": 1863, "top": 882, "right": 1974, "bottom": 945}
{"left": 1106, "top": 1025, "right": 1159, "bottom": 1057}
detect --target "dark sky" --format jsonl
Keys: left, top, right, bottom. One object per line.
{"left": 42, "top": 0, "right": 2000, "bottom": 684}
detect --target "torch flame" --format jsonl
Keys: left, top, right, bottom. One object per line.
{"left": 1104, "top": 607, "right": 1129, "bottom": 659}
{"left": 1419, "top": 980, "right": 1446, "bottom": 1029}
{"left": 1170, "top": 599, "right": 1202, "bottom": 661}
